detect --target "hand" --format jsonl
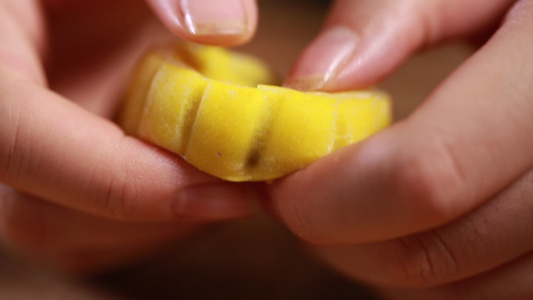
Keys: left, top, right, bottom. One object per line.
{"left": 0, "top": 0, "right": 260, "bottom": 273}
{"left": 270, "top": 0, "right": 533, "bottom": 298}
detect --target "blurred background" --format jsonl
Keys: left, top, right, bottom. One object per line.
{"left": 0, "top": 0, "right": 473, "bottom": 299}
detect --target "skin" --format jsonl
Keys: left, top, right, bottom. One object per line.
{"left": 0, "top": 0, "right": 260, "bottom": 273}
{"left": 273, "top": 0, "right": 533, "bottom": 299}
{"left": 2, "top": 0, "right": 533, "bottom": 299}
{"left": 158, "top": 0, "right": 533, "bottom": 298}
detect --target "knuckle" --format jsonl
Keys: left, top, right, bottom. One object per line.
{"left": 0, "top": 100, "right": 22, "bottom": 179}
{"left": 388, "top": 231, "right": 459, "bottom": 288}
{"left": 89, "top": 175, "right": 134, "bottom": 220}
{"left": 82, "top": 165, "right": 143, "bottom": 220}
{"left": 278, "top": 195, "right": 327, "bottom": 244}
{"left": 0, "top": 98, "right": 42, "bottom": 184}
{"left": 101, "top": 177, "right": 128, "bottom": 220}
{"left": 82, "top": 141, "right": 140, "bottom": 221}
{"left": 284, "top": 207, "right": 320, "bottom": 244}
{"left": 392, "top": 137, "right": 467, "bottom": 224}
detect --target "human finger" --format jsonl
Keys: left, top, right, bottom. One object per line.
{"left": 285, "top": 0, "right": 515, "bottom": 91}
{"left": 271, "top": 0, "right": 533, "bottom": 244}
{"left": 379, "top": 251, "right": 533, "bottom": 300}
{"left": 1, "top": 65, "right": 260, "bottom": 223}
{"left": 145, "top": 0, "right": 258, "bottom": 46}
{"left": 0, "top": 1, "right": 260, "bottom": 221}
{"left": 0, "top": 184, "right": 197, "bottom": 273}
{"left": 310, "top": 168, "right": 533, "bottom": 288}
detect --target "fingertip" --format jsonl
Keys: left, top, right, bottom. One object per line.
{"left": 284, "top": 26, "right": 360, "bottom": 91}
{"left": 147, "top": 0, "right": 258, "bottom": 47}
{"left": 284, "top": 10, "right": 412, "bottom": 91}
{"left": 174, "top": 182, "right": 262, "bottom": 221}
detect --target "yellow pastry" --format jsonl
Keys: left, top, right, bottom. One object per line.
{"left": 121, "top": 43, "right": 392, "bottom": 181}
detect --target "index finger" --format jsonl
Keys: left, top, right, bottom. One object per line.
{"left": 285, "top": 0, "right": 514, "bottom": 90}
{"left": 270, "top": 0, "right": 533, "bottom": 244}
{"left": 0, "top": 1, "right": 259, "bottom": 221}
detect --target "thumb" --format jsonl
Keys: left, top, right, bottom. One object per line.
{"left": 285, "top": 0, "right": 514, "bottom": 91}
{"left": 146, "top": 0, "right": 258, "bottom": 47}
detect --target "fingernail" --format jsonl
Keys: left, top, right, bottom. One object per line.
{"left": 174, "top": 183, "right": 260, "bottom": 220}
{"left": 285, "top": 26, "right": 359, "bottom": 91}
{"left": 178, "top": 0, "right": 249, "bottom": 36}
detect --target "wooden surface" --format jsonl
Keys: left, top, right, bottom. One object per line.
{"left": 0, "top": 1, "right": 473, "bottom": 299}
